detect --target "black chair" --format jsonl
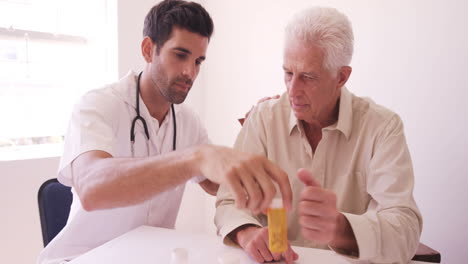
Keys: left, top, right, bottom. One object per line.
{"left": 38, "top": 178, "right": 73, "bottom": 247}
{"left": 412, "top": 242, "right": 441, "bottom": 263}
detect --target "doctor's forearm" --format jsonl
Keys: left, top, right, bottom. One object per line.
{"left": 72, "top": 148, "right": 201, "bottom": 211}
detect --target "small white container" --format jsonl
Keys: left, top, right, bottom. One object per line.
{"left": 171, "top": 248, "right": 188, "bottom": 264}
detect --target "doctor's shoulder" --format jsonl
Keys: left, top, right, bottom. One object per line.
{"left": 174, "top": 104, "right": 204, "bottom": 127}
{"left": 72, "top": 84, "right": 124, "bottom": 121}
{"left": 173, "top": 103, "right": 210, "bottom": 143}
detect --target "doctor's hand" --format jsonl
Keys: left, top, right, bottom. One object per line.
{"left": 234, "top": 226, "right": 298, "bottom": 264}
{"left": 297, "top": 169, "right": 358, "bottom": 252}
{"left": 239, "top": 95, "right": 280, "bottom": 125}
{"left": 196, "top": 145, "right": 292, "bottom": 214}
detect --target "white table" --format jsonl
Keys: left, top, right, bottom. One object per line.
{"left": 70, "top": 225, "right": 429, "bottom": 264}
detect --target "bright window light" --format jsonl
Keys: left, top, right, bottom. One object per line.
{"left": 0, "top": 0, "right": 116, "bottom": 160}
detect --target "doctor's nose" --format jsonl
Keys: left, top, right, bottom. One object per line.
{"left": 182, "top": 64, "right": 196, "bottom": 80}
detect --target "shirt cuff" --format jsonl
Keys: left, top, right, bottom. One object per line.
{"left": 328, "top": 245, "right": 359, "bottom": 259}
{"left": 189, "top": 175, "right": 206, "bottom": 184}
{"left": 332, "top": 212, "right": 377, "bottom": 261}
{"left": 58, "top": 144, "right": 115, "bottom": 186}
{"left": 219, "top": 217, "right": 262, "bottom": 246}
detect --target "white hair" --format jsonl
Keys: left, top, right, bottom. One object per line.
{"left": 285, "top": 7, "right": 354, "bottom": 73}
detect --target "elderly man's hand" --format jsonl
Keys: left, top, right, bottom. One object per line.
{"left": 236, "top": 226, "right": 298, "bottom": 264}
{"left": 197, "top": 145, "right": 292, "bottom": 214}
{"left": 297, "top": 168, "right": 358, "bottom": 252}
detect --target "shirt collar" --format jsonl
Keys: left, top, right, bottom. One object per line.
{"left": 114, "top": 70, "right": 140, "bottom": 109}
{"left": 287, "top": 93, "right": 306, "bottom": 136}
{"left": 288, "top": 86, "right": 353, "bottom": 140}
{"left": 288, "top": 105, "right": 300, "bottom": 135}
{"left": 335, "top": 86, "right": 353, "bottom": 140}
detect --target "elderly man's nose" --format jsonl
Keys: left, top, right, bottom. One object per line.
{"left": 287, "top": 77, "right": 301, "bottom": 95}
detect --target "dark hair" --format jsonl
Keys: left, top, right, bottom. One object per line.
{"left": 143, "top": 0, "right": 214, "bottom": 52}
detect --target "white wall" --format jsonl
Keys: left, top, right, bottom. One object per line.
{"left": 201, "top": 0, "right": 468, "bottom": 263}
{"left": 0, "top": 157, "right": 60, "bottom": 264}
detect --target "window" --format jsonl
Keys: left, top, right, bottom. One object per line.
{"left": 0, "top": 0, "right": 116, "bottom": 160}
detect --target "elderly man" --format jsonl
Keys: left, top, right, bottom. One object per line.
{"left": 215, "top": 7, "right": 422, "bottom": 264}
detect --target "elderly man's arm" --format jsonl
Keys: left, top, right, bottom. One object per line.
{"left": 335, "top": 115, "right": 421, "bottom": 262}
{"left": 297, "top": 168, "right": 359, "bottom": 253}
{"left": 215, "top": 106, "right": 268, "bottom": 241}
{"left": 215, "top": 105, "right": 298, "bottom": 264}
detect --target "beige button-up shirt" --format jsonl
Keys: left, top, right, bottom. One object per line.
{"left": 215, "top": 87, "right": 422, "bottom": 263}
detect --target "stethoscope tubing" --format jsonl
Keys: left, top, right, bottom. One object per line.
{"left": 130, "top": 72, "right": 177, "bottom": 153}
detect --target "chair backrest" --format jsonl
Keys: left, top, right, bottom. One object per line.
{"left": 37, "top": 178, "right": 73, "bottom": 247}
{"left": 412, "top": 242, "right": 441, "bottom": 263}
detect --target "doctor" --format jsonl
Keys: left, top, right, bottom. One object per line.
{"left": 37, "top": 1, "right": 292, "bottom": 263}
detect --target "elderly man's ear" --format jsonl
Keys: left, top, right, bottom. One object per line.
{"left": 338, "top": 66, "right": 352, "bottom": 88}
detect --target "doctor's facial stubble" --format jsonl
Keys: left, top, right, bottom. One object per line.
{"left": 151, "top": 59, "right": 193, "bottom": 104}
{"left": 150, "top": 27, "right": 208, "bottom": 104}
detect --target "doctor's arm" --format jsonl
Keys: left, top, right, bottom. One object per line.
{"left": 71, "top": 144, "right": 292, "bottom": 213}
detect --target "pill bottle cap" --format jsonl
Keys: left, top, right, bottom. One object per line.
{"left": 270, "top": 197, "right": 283, "bottom": 208}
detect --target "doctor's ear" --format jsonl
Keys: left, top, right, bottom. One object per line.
{"left": 141, "top": 37, "right": 156, "bottom": 63}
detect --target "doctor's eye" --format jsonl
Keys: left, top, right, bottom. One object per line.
{"left": 175, "top": 53, "right": 187, "bottom": 60}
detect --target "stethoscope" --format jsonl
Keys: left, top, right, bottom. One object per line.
{"left": 130, "top": 72, "right": 177, "bottom": 156}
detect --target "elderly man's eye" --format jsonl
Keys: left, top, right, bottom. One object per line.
{"left": 304, "top": 75, "right": 317, "bottom": 80}
{"left": 284, "top": 72, "right": 293, "bottom": 80}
